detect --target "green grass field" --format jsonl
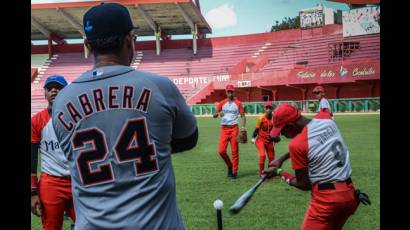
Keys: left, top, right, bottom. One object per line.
{"left": 31, "top": 114, "right": 380, "bottom": 230}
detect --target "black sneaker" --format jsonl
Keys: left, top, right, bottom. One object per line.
{"left": 231, "top": 173, "right": 237, "bottom": 179}
{"left": 227, "top": 168, "right": 233, "bottom": 177}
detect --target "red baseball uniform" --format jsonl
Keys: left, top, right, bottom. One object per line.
{"left": 254, "top": 115, "right": 275, "bottom": 176}
{"left": 31, "top": 109, "right": 76, "bottom": 230}
{"left": 289, "top": 112, "right": 358, "bottom": 229}
{"left": 216, "top": 98, "right": 244, "bottom": 174}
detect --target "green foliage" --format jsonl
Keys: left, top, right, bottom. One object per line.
{"left": 271, "top": 15, "right": 301, "bottom": 32}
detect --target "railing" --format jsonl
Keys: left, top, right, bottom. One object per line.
{"left": 31, "top": 68, "right": 38, "bottom": 82}
{"left": 189, "top": 97, "right": 380, "bottom": 116}
{"left": 186, "top": 82, "right": 214, "bottom": 105}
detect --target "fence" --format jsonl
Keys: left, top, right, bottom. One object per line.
{"left": 189, "top": 97, "right": 380, "bottom": 116}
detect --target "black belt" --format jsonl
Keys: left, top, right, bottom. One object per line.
{"left": 61, "top": 175, "right": 71, "bottom": 180}
{"left": 48, "top": 174, "right": 71, "bottom": 180}
{"left": 317, "top": 177, "right": 352, "bottom": 190}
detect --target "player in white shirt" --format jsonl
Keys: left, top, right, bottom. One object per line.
{"left": 31, "top": 75, "right": 76, "bottom": 230}
{"left": 213, "top": 84, "right": 246, "bottom": 179}
{"left": 313, "top": 85, "right": 333, "bottom": 117}
{"left": 265, "top": 104, "right": 370, "bottom": 229}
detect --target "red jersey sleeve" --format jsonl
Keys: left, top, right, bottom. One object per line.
{"left": 314, "top": 111, "right": 333, "bottom": 119}
{"left": 289, "top": 127, "right": 309, "bottom": 170}
{"left": 234, "top": 100, "right": 244, "bottom": 115}
{"left": 216, "top": 99, "right": 228, "bottom": 112}
{"left": 31, "top": 109, "right": 50, "bottom": 144}
{"left": 31, "top": 114, "right": 41, "bottom": 144}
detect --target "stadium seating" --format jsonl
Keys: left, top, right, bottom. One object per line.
{"left": 31, "top": 24, "right": 379, "bottom": 114}
{"left": 31, "top": 53, "right": 94, "bottom": 116}
{"left": 138, "top": 44, "right": 261, "bottom": 77}
{"left": 259, "top": 33, "right": 379, "bottom": 72}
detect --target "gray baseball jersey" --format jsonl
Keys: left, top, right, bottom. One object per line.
{"left": 319, "top": 98, "right": 331, "bottom": 112}
{"left": 289, "top": 113, "right": 351, "bottom": 184}
{"left": 52, "top": 65, "right": 197, "bottom": 230}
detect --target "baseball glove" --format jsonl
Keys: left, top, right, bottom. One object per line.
{"left": 237, "top": 128, "right": 248, "bottom": 144}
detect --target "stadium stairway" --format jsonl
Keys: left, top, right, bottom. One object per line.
{"left": 186, "top": 82, "right": 215, "bottom": 105}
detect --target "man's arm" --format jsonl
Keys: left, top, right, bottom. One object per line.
{"left": 31, "top": 143, "right": 42, "bottom": 216}
{"left": 31, "top": 143, "right": 39, "bottom": 192}
{"left": 286, "top": 168, "right": 311, "bottom": 191}
{"left": 213, "top": 111, "right": 224, "bottom": 118}
{"left": 268, "top": 152, "right": 290, "bottom": 168}
{"left": 171, "top": 127, "right": 198, "bottom": 153}
{"left": 252, "top": 128, "right": 259, "bottom": 138}
{"left": 167, "top": 80, "right": 198, "bottom": 153}
{"left": 267, "top": 167, "right": 311, "bottom": 191}
{"left": 237, "top": 101, "right": 246, "bottom": 128}
{"left": 251, "top": 128, "right": 258, "bottom": 144}
{"left": 240, "top": 114, "right": 246, "bottom": 128}
{"left": 252, "top": 116, "right": 262, "bottom": 143}
{"left": 213, "top": 101, "right": 224, "bottom": 118}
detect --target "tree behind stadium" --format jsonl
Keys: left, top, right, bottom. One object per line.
{"left": 271, "top": 16, "right": 300, "bottom": 32}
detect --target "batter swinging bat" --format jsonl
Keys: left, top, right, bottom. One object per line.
{"left": 229, "top": 174, "right": 268, "bottom": 214}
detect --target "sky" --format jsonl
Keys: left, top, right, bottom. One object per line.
{"left": 31, "top": 0, "right": 350, "bottom": 44}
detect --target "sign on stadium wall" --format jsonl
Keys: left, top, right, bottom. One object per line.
{"left": 342, "top": 6, "right": 380, "bottom": 37}
{"left": 243, "top": 62, "right": 379, "bottom": 88}
{"left": 237, "top": 80, "right": 251, "bottom": 88}
{"left": 292, "top": 63, "right": 379, "bottom": 84}
{"left": 172, "top": 74, "right": 230, "bottom": 87}
{"left": 300, "top": 8, "right": 325, "bottom": 29}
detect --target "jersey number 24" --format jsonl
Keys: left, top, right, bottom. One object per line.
{"left": 72, "top": 118, "right": 159, "bottom": 186}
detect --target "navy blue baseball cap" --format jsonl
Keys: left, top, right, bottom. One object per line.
{"left": 44, "top": 75, "right": 68, "bottom": 89}
{"left": 83, "top": 3, "right": 136, "bottom": 40}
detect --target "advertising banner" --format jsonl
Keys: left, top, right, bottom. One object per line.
{"left": 343, "top": 6, "right": 380, "bottom": 37}
{"left": 300, "top": 9, "right": 325, "bottom": 29}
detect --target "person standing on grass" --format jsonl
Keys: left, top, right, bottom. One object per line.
{"left": 265, "top": 103, "right": 371, "bottom": 230}
{"left": 52, "top": 3, "right": 198, "bottom": 229}
{"left": 31, "top": 75, "right": 76, "bottom": 230}
{"left": 313, "top": 85, "right": 333, "bottom": 117}
{"left": 213, "top": 84, "right": 246, "bottom": 179}
{"left": 250, "top": 101, "right": 280, "bottom": 178}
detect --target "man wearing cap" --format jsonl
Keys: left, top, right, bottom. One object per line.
{"left": 52, "top": 3, "right": 197, "bottom": 230}
{"left": 31, "top": 75, "right": 76, "bottom": 230}
{"left": 251, "top": 101, "right": 280, "bottom": 177}
{"left": 213, "top": 84, "right": 246, "bottom": 179}
{"left": 264, "top": 104, "right": 370, "bottom": 229}
{"left": 312, "top": 85, "right": 333, "bottom": 116}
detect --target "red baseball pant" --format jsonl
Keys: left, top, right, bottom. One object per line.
{"left": 218, "top": 125, "right": 239, "bottom": 173}
{"left": 39, "top": 172, "right": 76, "bottom": 230}
{"left": 301, "top": 182, "right": 359, "bottom": 230}
{"left": 255, "top": 138, "right": 274, "bottom": 176}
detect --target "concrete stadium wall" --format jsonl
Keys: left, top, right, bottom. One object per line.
{"left": 201, "top": 82, "right": 379, "bottom": 104}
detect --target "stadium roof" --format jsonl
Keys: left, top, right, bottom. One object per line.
{"left": 326, "top": 0, "right": 380, "bottom": 4}
{"left": 31, "top": 0, "right": 212, "bottom": 41}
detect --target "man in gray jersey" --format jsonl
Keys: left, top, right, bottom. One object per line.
{"left": 51, "top": 3, "right": 198, "bottom": 230}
